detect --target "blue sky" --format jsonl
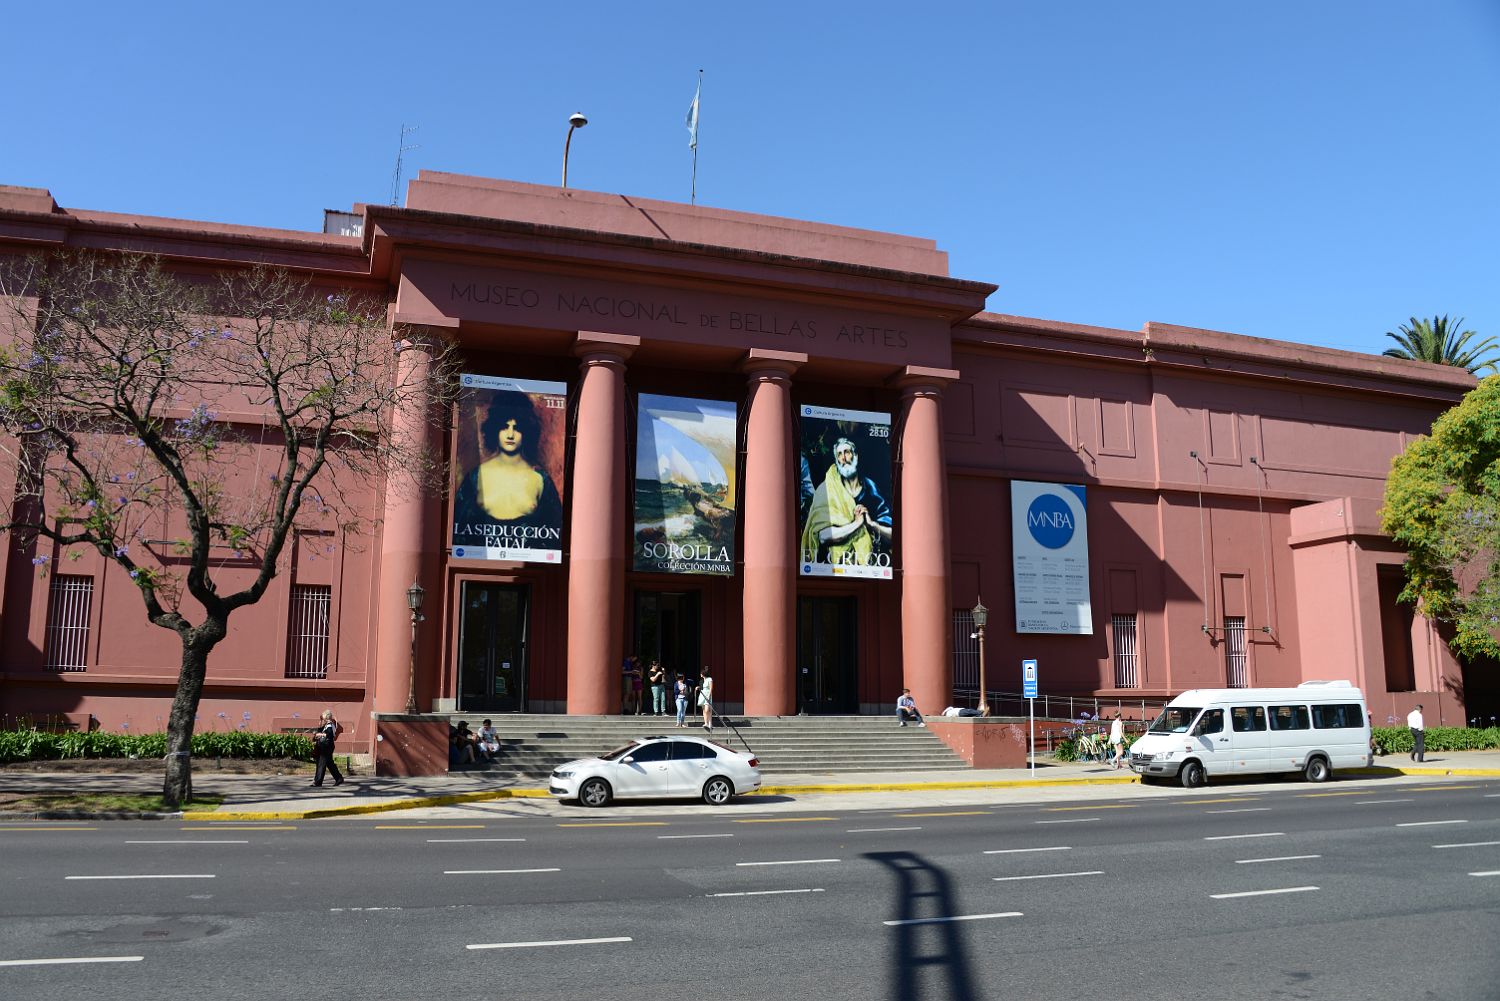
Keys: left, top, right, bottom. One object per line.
{"left": 4, "top": 2, "right": 1496, "bottom": 358}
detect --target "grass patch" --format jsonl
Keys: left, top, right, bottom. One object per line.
{"left": 0, "top": 792, "right": 224, "bottom": 813}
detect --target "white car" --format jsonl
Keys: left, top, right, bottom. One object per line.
{"left": 549, "top": 735, "right": 762, "bottom": 807}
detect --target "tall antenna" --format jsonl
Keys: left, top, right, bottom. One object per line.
{"left": 389, "top": 124, "right": 421, "bottom": 206}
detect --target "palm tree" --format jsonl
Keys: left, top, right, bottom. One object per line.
{"left": 1383, "top": 315, "right": 1499, "bottom": 374}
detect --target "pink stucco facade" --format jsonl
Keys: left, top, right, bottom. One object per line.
{"left": 0, "top": 173, "right": 1486, "bottom": 750}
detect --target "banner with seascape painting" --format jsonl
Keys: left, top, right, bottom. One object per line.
{"left": 632, "top": 394, "right": 737, "bottom": 575}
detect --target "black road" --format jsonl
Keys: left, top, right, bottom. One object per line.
{"left": 2, "top": 778, "right": 1498, "bottom": 1000}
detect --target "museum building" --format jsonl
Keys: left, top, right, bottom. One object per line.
{"left": 0, "top": 173, "right": 1485, "bottom": 754}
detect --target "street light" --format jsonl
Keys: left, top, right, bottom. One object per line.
{"left": 561, "top": 112, "right": 588, "bottom": 189}
{"left": 405, "top": 582, "right": 426, "bottom": 715}
{"left": 972, "top": 599, "right": 989, "bottom": 717}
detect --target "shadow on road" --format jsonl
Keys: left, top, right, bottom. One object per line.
{"left": 866, "top": 850, "right": 979, "bottom": 1001}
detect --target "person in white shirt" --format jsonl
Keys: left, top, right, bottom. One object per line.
{"left": 896, "top": 689, "right": 924, "bottom": 727}
{"left": 1407, "top": 704, "right": 1425, "bottom": 762}
{"left": 1109, "top": 712, "right": 1125, "bottom": 769}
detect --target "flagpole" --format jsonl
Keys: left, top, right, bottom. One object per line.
{"left": 689, "top": 69, "right": 702, "bottom": 205}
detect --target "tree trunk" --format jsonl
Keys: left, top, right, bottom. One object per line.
{"left": 162, "top": 635, "right": 216, "bottom": 809}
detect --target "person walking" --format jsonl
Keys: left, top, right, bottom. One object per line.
{"left": 896, "top": 689, "right": 924, "bottom": 727}
{"left": 312, "top": 709, "right": 344, "bottom": 787}
{"left": 1408, "top": 704, "right": 1426, "bottom": 762}
{"left": 1109, "top": 712, "right": 1125, "bottom": 769}
{"left": 674, "top": 673, "right": 689, "bottom": 727}
{"left": 649, "top": 661, "right": 667, "bottom": 716}
{"left": 698, "top": 667, "right": 715, "bottom": 734}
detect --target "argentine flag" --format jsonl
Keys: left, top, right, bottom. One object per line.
{"left": 686, "top": 78, "right": 700, "bottom": 149}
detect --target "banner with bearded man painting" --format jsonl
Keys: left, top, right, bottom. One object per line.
{"left": 450, "top": 374, "right": 567, "bottom": 563}
{"left": 797, "top": 405, "right": 894, "bottom": 579}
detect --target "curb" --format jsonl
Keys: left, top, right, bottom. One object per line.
{"left": 181, "top": 787, "right": 550, "bottom": 822}
{"left": 0, "top": 810, "right": 183, "bottom": 821}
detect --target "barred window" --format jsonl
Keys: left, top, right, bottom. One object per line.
{"left": 44, "top": 574, "right": 94, "bottom": 672}
{"left": 285, "top": 584, "right": 331, "bottom": 679}
{"left": 1111, "top": 613, "right": 1139, "bottom": 688}
{"left": 1225, "top": 616, "right": 1248, "bottom": 688}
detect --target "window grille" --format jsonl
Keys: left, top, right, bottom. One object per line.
{"left": 1111, "top": 613, "right": 1139, "bottom": 688}
{"left": 1225, "top": 616, "right": 1249, "bottom": 688}
{"left": 285, "top": 584, "right": 331, "bottom": 679}
{"left": 951, "top": 609, "right": 979, "bottom": 694}
{"left": 44, "top": 574, "right": 93, "bottom": 672}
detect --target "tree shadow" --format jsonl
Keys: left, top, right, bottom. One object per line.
{"left": 866, "top": 850, "right": 980, "bottom": 1001}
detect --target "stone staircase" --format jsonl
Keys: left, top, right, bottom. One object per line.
{"left": 449, "top": 714, "right": 967, "bottom": 778}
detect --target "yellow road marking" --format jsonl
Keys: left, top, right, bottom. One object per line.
{"left": 733, "top": 817, "right": 837, "bottom": 824}
{"left": 0, "top": 826, "right": 98, "bottom": 832}
{"left": 1409, "top": 785, "right": 1480, "bottom": 792}
{"left": 375, "top": 824, "right": 487, "bottom": 830}
{"left": 1045, "top": 804, "right": 1139, "bottom": 811}
{"left": 1299, "top": 791, "right": 1366, "bottom": 798}
{"left": 556, "top": 822, "right": 669, "bottom": 828}
{"left": 892, "top": 811, "right": 990, "bottom": 818}
{"left": 181, "top": 825, "right": 297, "bottom": 831}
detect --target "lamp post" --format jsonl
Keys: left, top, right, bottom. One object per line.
{"left": 405, "top": 583, "right": 425, "bottom": 715}
{"left": 561, "top": 112, "right": 588, "bottom": 188}
{"left": 972, "top": 599, "right": 989, "bottom": 717}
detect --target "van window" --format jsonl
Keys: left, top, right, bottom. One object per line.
{"left": 1150, "top": 707, "right": 1201, "bottom": 734}
{"left": 1311, "top": 703, "right": 1366, "bottom": 729}
{"left": 1269, "top": 705, "right": 1311, "bottom": 731}
{"left": 1231, "top": 706, "right": 1267, "bottom": 732}
{"left": 1193, "top": 709, "right": 1224, "bottom": 736}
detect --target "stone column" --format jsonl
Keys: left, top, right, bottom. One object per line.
{"left": 567, "top": 332, "right": 639, "bottom": 714}
{"left": 740, "top": 349, "right": 806, "bottom": 717}
{"left": 373, "top": 326, "right": 446, "bottom": 713}
{"left": 894, "top": 367, "right": 959, "bottom": 721}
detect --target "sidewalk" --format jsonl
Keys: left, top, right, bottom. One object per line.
{"left": 3, "top": 750, "right": 1497, "bottom": 821}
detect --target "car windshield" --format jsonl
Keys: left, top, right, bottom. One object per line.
{"left": 598, "top": 742, "right": 643, "bottom": 761}
{"left": 1149, "top": 707, "right": 1201, "bottom": 734}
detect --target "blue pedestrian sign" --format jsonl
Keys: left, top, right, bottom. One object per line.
{"left": 1022, "top": 659, "right": 1038, "bottom": 699}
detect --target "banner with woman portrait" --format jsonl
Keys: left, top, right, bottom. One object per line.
{"left": 451, "top": 374, "right": 568, "bottom": 563}
{"left": 633, "top": 394, "right": 737, "bottom": 574}
{"left": 797, "top": 404, "right": 894, "bottom": 579}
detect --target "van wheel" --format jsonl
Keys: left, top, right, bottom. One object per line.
{"left": 1179, "top": 760, "right": 1206, "bottom": 789}
{"left": 1304, "top": 756, "right": 1331, "bottom": 783}
{"left": 702, "top": 776, "right": 734, "bottom": 805}
{"left": 578, "top": 778, "right": 612, "bottom": 808}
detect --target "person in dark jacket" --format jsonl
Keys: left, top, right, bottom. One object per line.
{"left": 312, "top": 709, "right": 345, "bottom": 787}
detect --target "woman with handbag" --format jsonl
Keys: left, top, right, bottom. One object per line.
{"left": 312, "top": 709, "right": 345, "bottom": 787}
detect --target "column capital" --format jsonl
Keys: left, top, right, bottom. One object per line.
{"left": 574, "top": 330, "right": 640, "bottom": 367}
{"left": 889, "top": 365, "right": 960, "bottom": 398}
{"left": 390, "top": 311, "right": 460, "bottom": 351}
{"left": 739, "top": 348, "right": 807, "bottom": 382}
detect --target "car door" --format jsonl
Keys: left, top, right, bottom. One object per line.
{"left": 666, "top": 740, "right": 715, "bottom": 796}
{"left": 613, "top": 740, "right": 673, "bottom": 798}
{"left": 1228, "top": 705, "right": 1270, "bottom": 773}
{"left": 1191, "top": 708, "right": 1227, "bottom": 774}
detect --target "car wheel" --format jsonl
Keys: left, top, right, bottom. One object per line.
{"left": 1179, "top": 760, "right": 1206, "bottom": 789}
{"left": 578, "top": 777, "right": 612, "bottom": 808}
{"left": 1304, "top": 756, "right": 1331, "bottom": 783}
{"left": 702, "top": 775, "right": 734, "bottom": 806}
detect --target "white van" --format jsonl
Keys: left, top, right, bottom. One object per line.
{"left": 1128, "top": 681, "right": 1371, "bottom": 787}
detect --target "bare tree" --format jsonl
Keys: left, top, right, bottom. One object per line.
{"left": 0, "top": 253, "right": 457, "bottom": 807}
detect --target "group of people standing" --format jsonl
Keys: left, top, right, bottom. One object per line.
{"left": 622, "top": 656, "right": 716, "bottom": 733}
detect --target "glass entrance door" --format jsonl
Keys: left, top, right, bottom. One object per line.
{"left": 458, "top": 582, "right": 529, "bottom": 712}
{"left": 634, "top": 590, "right": 702, "bottom": 681}
{"left": 797, "top": 596, "right": 858, "bottom": 714}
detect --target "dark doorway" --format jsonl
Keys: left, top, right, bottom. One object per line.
{"left": 798, "top": 595, "right": 858, "bottom": 714}
{"left": 457, "top": 582, "right": 530, "bottom": 712}
{"left": 634, "top": 590, "right": 702, "bottom": 679}
{"left": 1377, "top": 565, "right": 1416, "bottom": 693}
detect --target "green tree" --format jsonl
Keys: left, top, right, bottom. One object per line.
{"left": 1382, "top": 315, "right": 1499, "bottom": 374}
{"left": 1382, "top": 375, "right": 1500, "bottom": 661}
{"left": 0, "top": 253, "right": 457, "bottom": 807}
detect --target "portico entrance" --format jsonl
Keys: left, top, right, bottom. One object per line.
{"left": 797, "top": 595, "right": 858, "bottom": 714}
{"left": 457, "top": 582, "right": 530, "bottom": 712}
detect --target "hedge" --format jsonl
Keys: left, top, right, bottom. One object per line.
{"left": 0, "top": 728, "right": 315, "bottom": 764}
{"left": 1053, "top": 726, "right": 1500, "bottom": 761}
{"left": 1372, "top": 726, "right": 1500, "bottom": 754}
